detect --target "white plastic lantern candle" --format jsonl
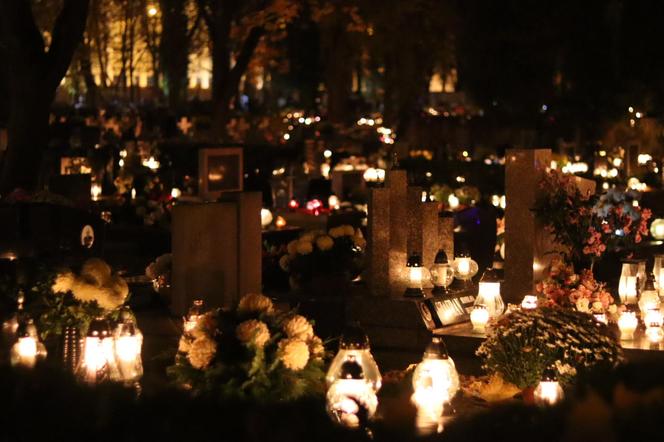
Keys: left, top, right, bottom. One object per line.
{"left": 327, "top": 325, "right": 381, "bottom": 393}
{"left": 429, "top": 250, "right": 455, "bottom": 295}
{"left": 183, "top": 299, "right": 204, "bottom": 333}
{"left": 326, "top": 358, "right": 378, "bottom": 429}
{"left": 521, "top": 295, "right": 538, "bottom": 310}
{"left": 619, "top": 275, "right": 638, "bottom": 305}
{"left": 10, "top": 320, "right": 46, "bottom": 368}
{"left": 452, "top": 253, "right": 478, "bottom": 282}
{"left": 114, "top": 311, "right": 144, "bottom": 384}
{"left": 653, "top": 255, "right": 664, "bottom": 289}
{"left": 639, "top": 273, "right": 660, "bottom": 320}
{"left": 91, "top": 183, "right": 102, "bottom": 201}
{"left": 534, "top": 368, "right": 564, "bottom": 406}
{"left": 78, "top": 317, "right": 118, "bottom": 383}
{"left": 474, "top": 268, "right": 505, "bottom": 319}
{"left": 404, "top": 254, "right": 430, "bottom": 298}
{"left": 650, "top": 219, "right": 664, "bottom": 240}
{"left": 411, "top": 336, "right": 459, "bottom": 435}
{"left": 617, "top": 311, "right": 638, "bottom": 340}
{"left": 470, "top": 305, "right": 490, "bottom": 332}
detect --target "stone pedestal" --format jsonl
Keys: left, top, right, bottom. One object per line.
{"left": 171, "top": 192, "right": 262, "bottom": 315}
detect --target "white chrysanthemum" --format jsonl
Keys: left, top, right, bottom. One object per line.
{"left": 287, "top": 240, "right": 299, "bottom": 256}
{"left": 300, "top": 232, "right": 316, "bottom": 242}
{"left": 283, "top": 315, "right": 314, "bottom": 340}
{"left": 191, "top": 312, "right": 217, "bottom": 339}
{"left": 70, "top": 276, "right": 128, "bottom": 310}
{"left": 279, "top": 255, "right": 291, "bottom": 271}
{"left": 608, "top": 304, "right": 617, "bottom": 314}
{"left": 278, "top": 338, "right": 310, "bottom": 371}
{"left": 178, "top": 336, "right": 191, "bottom": 353}
{"left": 238, "top": 293, "right": 274, "bottom": 316}
{"left": 316, "top": 235, "right": 334, "bottom": 251}
{"left": 296, "top": 239, "right": 313, "bottom": 255}
{"left": 343, "top": 225, "right": 355, "bottom": 236}
{"left": 308, "top": 336, "right": 325, "bottom": 360}
{"left": 52, "top": 271, "right": 75, "bottom": 293}
{"left": 80, "top": 258, "right": 112, "bottom": 286}
{"left": 188, "top": 335, "right": 216, "bottom": 369}
{"left": 236, "top": 320, "right": 270, "bottom": 348}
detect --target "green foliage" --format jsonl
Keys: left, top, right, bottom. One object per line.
{"left": 477, "top": 307, "right": 624, "bottom": 389}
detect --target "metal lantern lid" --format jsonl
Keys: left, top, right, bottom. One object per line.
{"left": 87, "top": 317, "right": 112, "bottom": 338}
{"left": 340, "top": 359, "right": 365, "bottom": 380}
{"left": 423, "top": 336, "right": 450, "bottom": 360}
{"left": 541, "top": 367, "right": 558, "bottom": 382}
{"left": 433, "top": 250, "right": 449, "bottom": 265}
{"left": 480, "top": 267, "right": 502, "bottom": 283}
{"left": 339, "top": 324, "right": 371, "bottom": 350}
{"left": 407, "top": 253, "right": 422, "bottom": 268}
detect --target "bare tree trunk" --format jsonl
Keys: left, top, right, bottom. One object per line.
{"left": 0, "top": 0, "right": 90, "bottom": 193}
{"left": 160, "top": 0, "right": 189, "bottom": 110}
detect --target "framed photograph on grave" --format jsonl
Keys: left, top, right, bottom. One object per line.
{"left": 60, "top": 157, "right": 92, "bottom": 175}
{"left": 198, "top": 147, "right": 243, "bottom": 200}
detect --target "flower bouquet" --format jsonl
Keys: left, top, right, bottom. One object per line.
{"left": 279, "top": 225, "right": 366, "bottom": 293}
{"left": 36, "top": 258, "right": 131, "bottom": 340}
{"left": 535, "top": 255, "right": 618, "bottom": 317}
{"left": 534, "top": 169, "right": 650, "bottom": 264}
{"left": 476, "top": 307, "right": 624, "bottom": 390}
{"left": 168, "top": 293, "right": 327, "bottom": 402}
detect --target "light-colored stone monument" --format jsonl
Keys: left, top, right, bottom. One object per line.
{"left": 171, "top": 192, "right": 262, "bottom": 315}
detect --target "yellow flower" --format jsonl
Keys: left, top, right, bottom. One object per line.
{"left": 316, "top": 235, "right": 334, "bottom": 251}
{"left": 52, "top": 271, "right": 75, "bottom": 293}
{"left": 287, "top": 240, "right": 298, "bottom": 256}
{"left": 343, "top": 225, "right": 355, "bottom": 236}
{"left": 329, "top": 226, "right": 344, "bottom": 238}
{"left": 238, "top": 293, "right": 274, "bottom": 316}
{"left": 283, "top": 315, "right": 314, "bottom": 340}
{"left": 308, "top": 336, "right": 325, "bottom": 360}
{"left": 178, "top": 336, "right": 191, "bottom": 353}
{"left": 191, "top": 312, "right": 217, "bottom": 339}
{"left": 279, "top": 255, "right": 291, "bottom": 271}
{"left": 296, "top": 239, "right": 313, "bottom": 255}
{"left": 300, "top": 232, "right": 316, "bottom": 242}
{"left": 80, "top": 258, "right": 113, "bottom": 286}
{"left": 236, "top": 320, "right": 270, "bottom": 348}
{"left": 188, "top": 335, "right": 216, "bottom": 369}
{"left": 278, "top": 338, "right": 310, "bottom": 371}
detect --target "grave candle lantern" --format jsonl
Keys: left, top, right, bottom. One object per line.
{"left": 534, "top": 367, "right": 564, "bottom": 406}
{"left": 452, "top": 253, "right": 478, "bottom": 282}
{"left": 638, "top": 273, "right": 660, "bottom": 320}
{"left": 617, "top": 311, "right": 638, "bottom": 340}
{"left": 470, "top": 305, "right": 489, "bottom": 332}
{"left": 619, "top": 260, "right": 646, "bottom": 304}
{"left": 78, "top": 317, "right": 118, "bottom": 384}
{"left": 653, "top": 254, "right": 664, "bottom": 294}
{"left": 327, "top": 325, "right": 381, "bottom": 393}
{"left": 429, "top": 250, "right": 454, "bottom": 295}
{"left": 619, "top": 275, "right": 638, "bottom": 305}
{"left": 474, "top": 268, "right": 505, "bottom": 319}
{"left": 10, "top": 319, "right": 47, "bottom": 368}
{"left": 326, "top": 358, "right": 377, "bottom": 429}
{"left": 405, "top": 254, "right": 429, "bottom": 298}
{"left": 113, "top": 311, "right": 143, "bottom": 384}
{"left": 411, "top": 337, "right": 459, "bottom": 436}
